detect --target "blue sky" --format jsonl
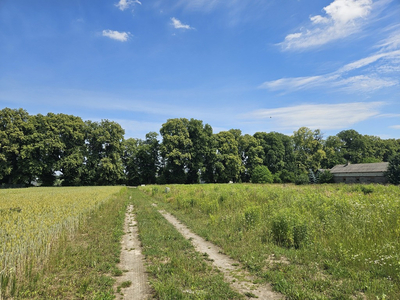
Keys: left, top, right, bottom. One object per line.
{"left": 1, "top": 0, "right": 399, "bottom": 140}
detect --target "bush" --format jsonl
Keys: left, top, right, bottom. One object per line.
{"left": 273, "top": 173, "right": 283, "bottom": 183}
{"left": 295, "top": 173, "right": 309, "bottom": 185}
{"left": 317, "top": 170, "right": 334, "bottom": 184}
{"left": 279, "top": 169, "right": 295, "bottom": 183}
{"left": 251, "top": 165, "right": 273, "bottom": 184}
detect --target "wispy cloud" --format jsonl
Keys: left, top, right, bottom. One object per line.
{"left": 390, "top": 125, "right": 400, "bottom": 129}
{"left": 171, "top": 17, "right": 194, "bottom": 30}
{"left": 244, "top": 102, "right": 384, "bottom": 131}
{"left": 279, "top": 0, "right": 373, "bottom": 50}
{"left": 115, "top": 0, "right": 141, "bottom": 11}
{"left": 261, "top": 34, "right": 400, "bottom": 93}
{"left": 102, "top": 29, "right": 131, "bottom": 42}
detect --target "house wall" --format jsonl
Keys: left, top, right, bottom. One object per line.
{"left": 333, "top": 174, "right": 388, "bottom": 184}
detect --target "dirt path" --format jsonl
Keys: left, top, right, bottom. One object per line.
{"left": 114, "top": 204, "right": 152, "bottom": 300}
{"left": 159, "top": 210, "right": 283, "bottom": 300}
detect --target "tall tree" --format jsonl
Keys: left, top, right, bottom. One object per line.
{"left": 0, "top": 108, "right": 33, "bottom": 185}
{"left": 213, "top": 131, "right": 243, "bottom": 183}
{"left": 336, "top": 129, "right": 366, "bottom": 164}
{"left": 322, "top": 135, "right": 346, "bottom": 169}
{"left": 254, "top": 132, "right": 285, "bottom": 174}
{"left": 83, "top": 120, "right": 125, "bottom": 185}
{"left": 56, "top": 114, "right": 86, "bottom": 186}
{"left": 123, "top": 132, "right": 160, "bottom": 185}
{"left": 186, "top": 119, "right": 213, "bottom": 184}
{"left": 292, "top": 127, "right": 326, "bottom": 173}
{"left": 238, "top": 134, "right": 263, "bottom": 182}
{"left": 28, "top": 113, "right": 67, "bottom": 186}
{"left": 160, "top": 118, "right": 192, "bottom": 184}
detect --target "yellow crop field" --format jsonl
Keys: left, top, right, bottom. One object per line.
{"left": 0, "top": 186, "right": 122, "bottom": 290}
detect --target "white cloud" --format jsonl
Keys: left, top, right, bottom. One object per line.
{"left": 245, "top": 102, "right": 383, "bottom": 130}
{"left": 259, "top": 75, "right": 332, "bottom": 91}
{"left": 171, "top": 17, "right": 194, "bottom": 29}
{"left": 102, "top": 30, "right": 131, "bottom": 42}
{"left": 260, "top": 44, "right": 400, "bottom": 93}
{"left": 115, "top": 0, "right": 141, "bottom": 11}
{"left": 390, "top": 125, "right": 400, "bottom": 129}
{"left": 376, "top": 29, "right": 400, "bottom": 51}
{"left": 333, "top": 75, "right": 397, "bottom": 92}
{"left": 339, "top": 50, "right": 400, "bottom": 72}
{"left": 324, "top": 0, "right": 372, "bottom": 24}
{"left": 280, "top": 0, "right": 373, "bottom": 50}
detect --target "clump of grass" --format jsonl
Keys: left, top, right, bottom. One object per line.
{"left": 120, "top": 280, "right": 132, "bottom": 288}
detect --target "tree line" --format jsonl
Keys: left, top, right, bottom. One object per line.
{"left": 1, "top": 108, "right": 399, "bottom": 187}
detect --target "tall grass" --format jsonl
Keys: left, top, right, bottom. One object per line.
{"left": 142, "top": 184, "right": 400, "bottom": 299}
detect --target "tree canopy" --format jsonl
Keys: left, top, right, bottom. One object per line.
{"left": 1, "top": 108, "right": 399, "bottom": 187}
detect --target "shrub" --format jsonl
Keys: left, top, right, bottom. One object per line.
{"left": 279, "top": 169, "right": 295, "bottom": 183}
{"left": 273, "top": 173, "right": 283, "bottom": 183}
{"left": 318, "top": 170, "right": 334, "bottom": 184}
{"left": 251, "top": 165, "right": 273, "bottom": 184}
{"left": 295, "top": 173, "right": 309, "bottom": 185}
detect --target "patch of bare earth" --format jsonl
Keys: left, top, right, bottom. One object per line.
{"left": 114, "top": 204, "right": 152, "bottom": 300}
{"left": 159, "top": 210, "right": 283, "bottom": 299}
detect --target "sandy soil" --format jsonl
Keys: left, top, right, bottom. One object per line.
{"left": 114, "top": 204, "right": 152, "bottom": 300}
{"left": 159, "top": 210, "right": 283, "bottom": 300}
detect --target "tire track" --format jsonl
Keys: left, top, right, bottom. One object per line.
{"left": 115, "top": 204, "right": 152, "bottom": 300}
{"left": 159, "top": 210, "right": 283, "bottom": 300}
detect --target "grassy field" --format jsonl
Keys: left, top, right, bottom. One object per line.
{"left": 141, "top": 183, "right": 400, "bottom": 299}
{"left": 0, "top": 186, "right": 124, "bottom": 299}
{"left": 2, "top": 184, "right": 399, "bottom": 299}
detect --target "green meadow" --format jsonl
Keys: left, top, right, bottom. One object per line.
{"left": 141, "top": 183, "right": 400, "bottom": 299}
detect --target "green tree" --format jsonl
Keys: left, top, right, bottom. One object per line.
{"left": 160, "top": 118, "right": 192, "bottom": 184}
{"left": 254, "top": 132, "right": 286, "bottom": 174}
{"left": 56, "top": 114, "right": 86, "bottom": 186}
{"left": 186, "top": 119, "right": 213, "bottom": 184}
{"left": 83, "top": 120, "right": 125, "bottom": 185}
{"left": 28, "top": 113, "right": 66, "bottom": 186}
{"left": 123, "top": 138, "right": 140, "bottom": 186}
{"left": 0, "top": 108, "right": 33, "bottom": 185}
{"left": 251, "top": 165, "right": 273, "bottom": 183}
{"left": 213, "top": 131, "right": 243, "bottom": 183}
{"left": 322, "top": 135, "right": 346, "bottom": 169}
{"left": 337, "top": 129, "right": 366, "bottom": 164}
{"left": 386, "top": 154, "right": 400, "bottom": 184}
{"left": 292, "top": 127, "right": 326, "bottom": 173}
{"left": 123, "top": 132, "right": 160, "bottom": 185}
{"left": 238, "top": 134, "right": 263, "bottom": 182}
